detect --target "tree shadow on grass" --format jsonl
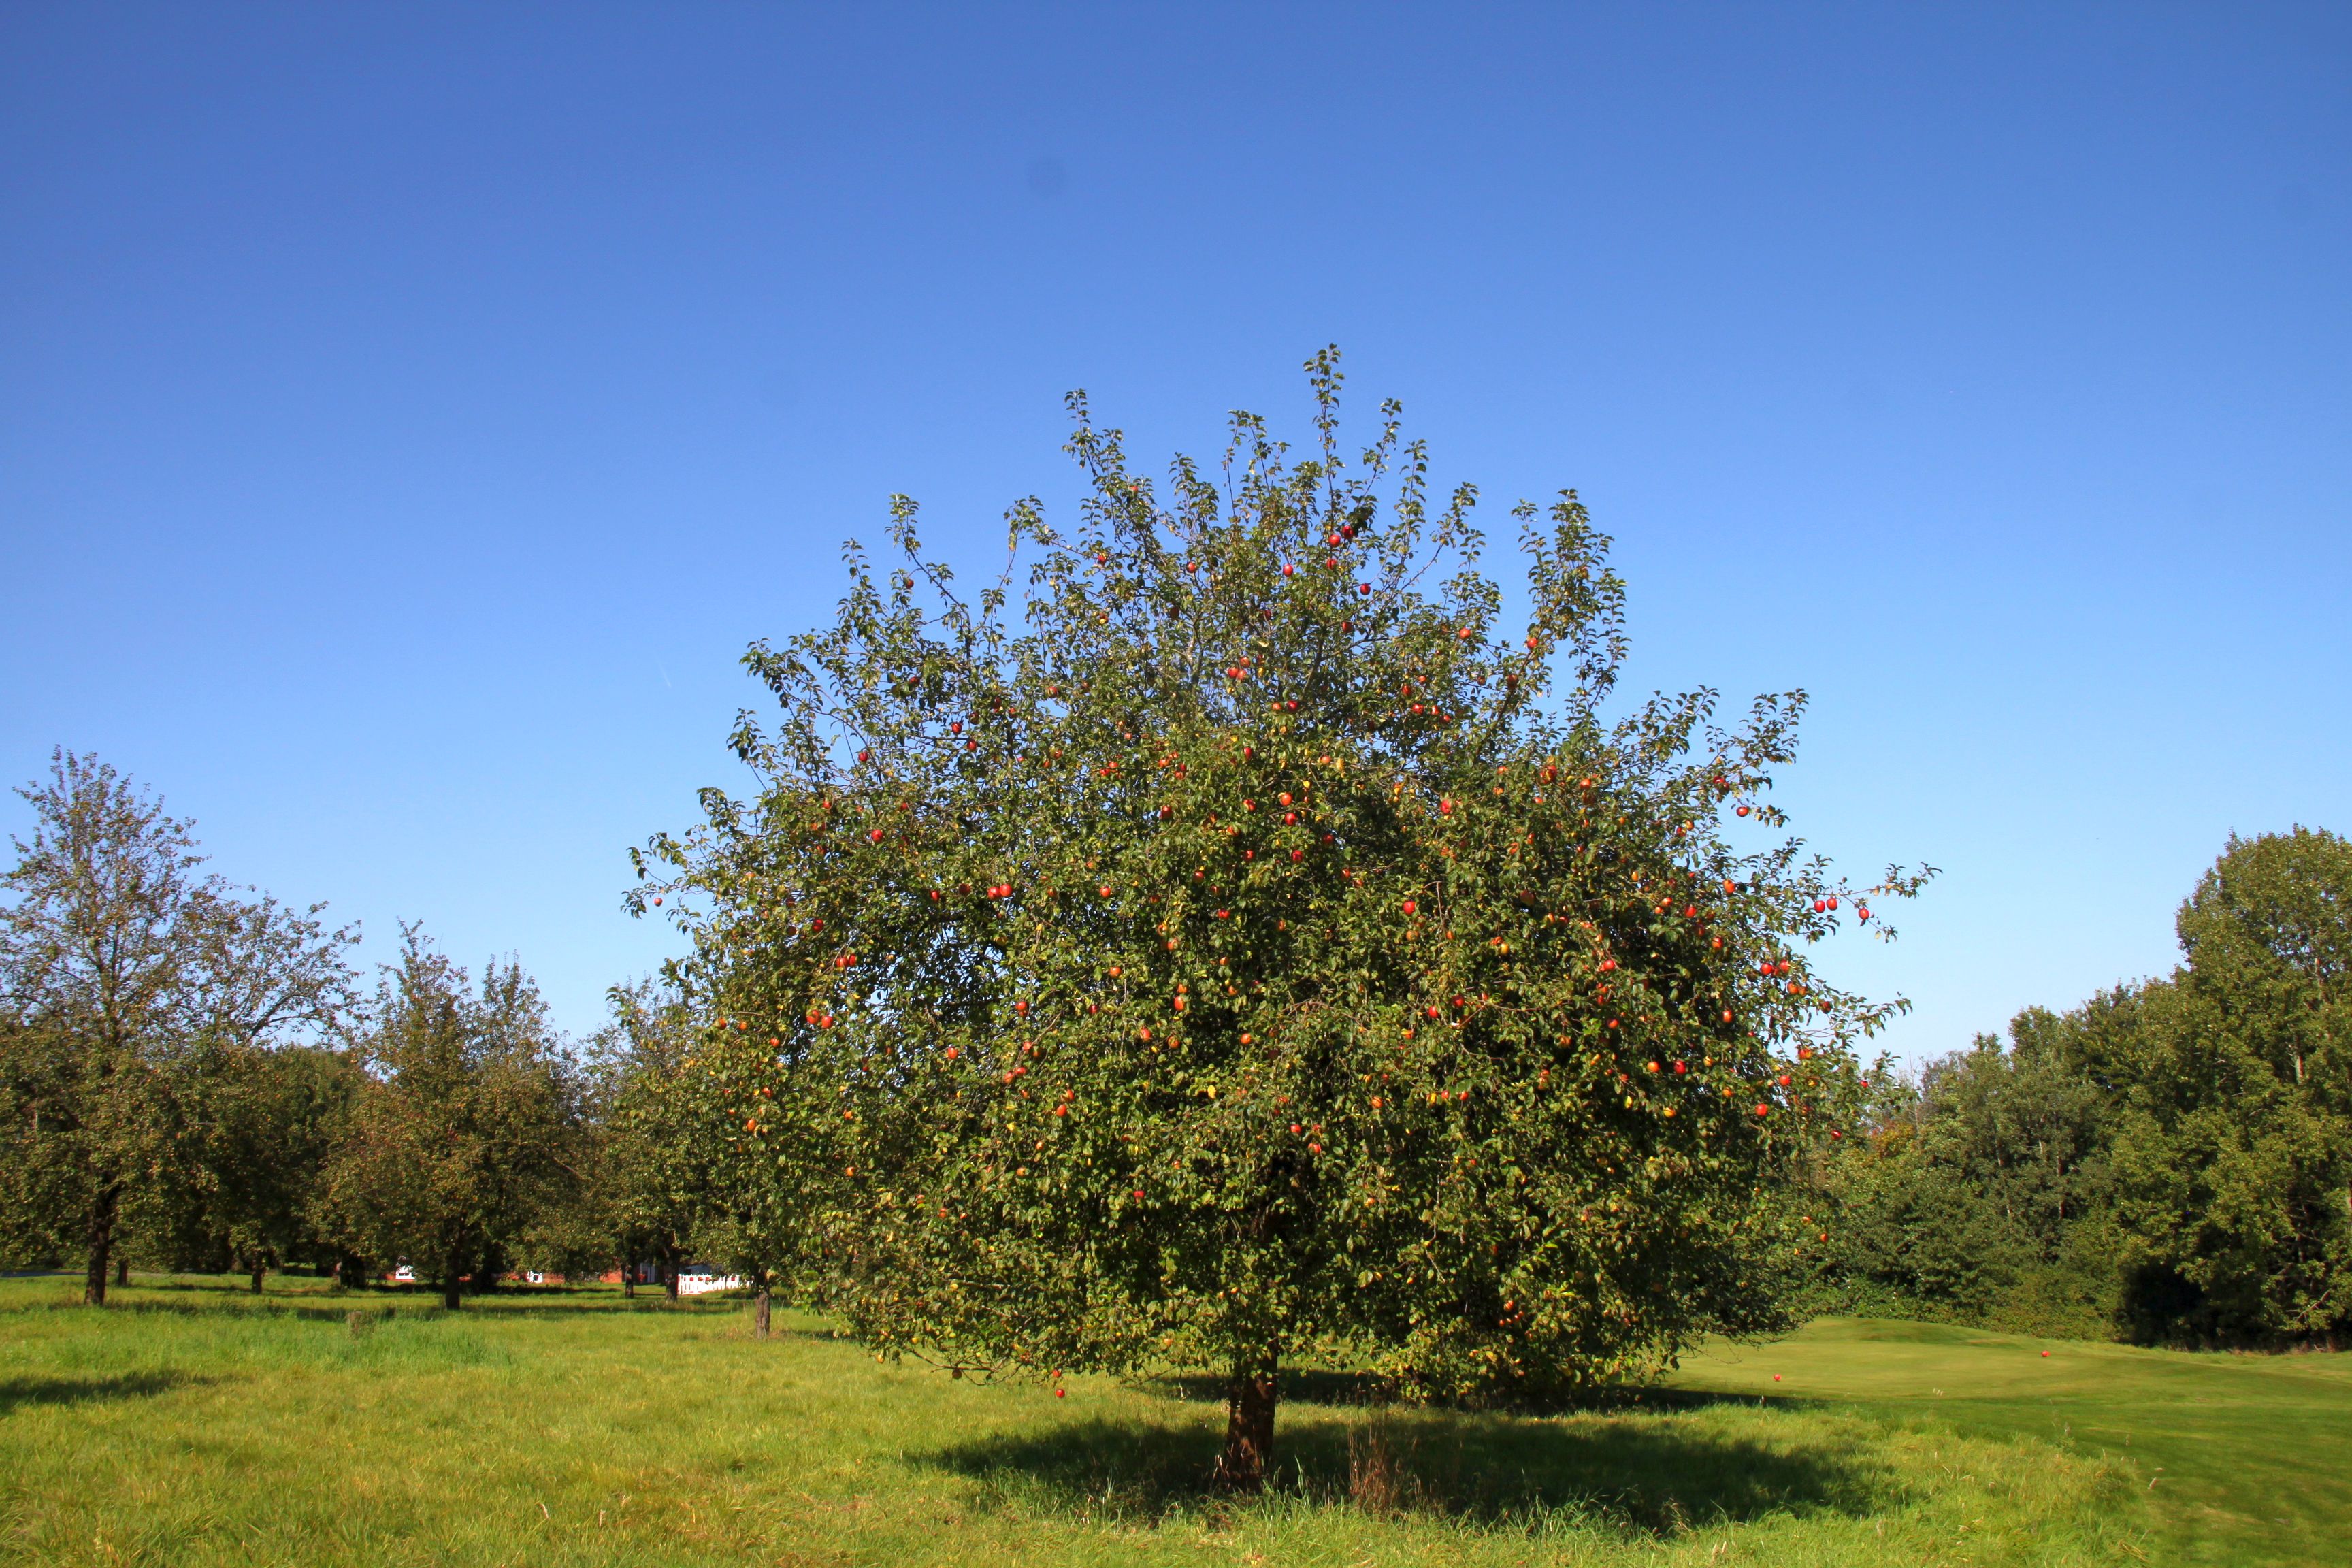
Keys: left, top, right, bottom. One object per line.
{"left": 922, "top": 1401, "right": 1896, "bottom": 1534}
{"left": 0, "top": 1371, "right": 194, "bottom": 1416}
{"left": 1149, "top": 1369, "right": 1820, "bottom": 1418}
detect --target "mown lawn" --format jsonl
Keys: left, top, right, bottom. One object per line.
{"left": 0, "top": 1274, "right": 2338, "bottom": 1567}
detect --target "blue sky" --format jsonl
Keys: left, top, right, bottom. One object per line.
{"left": 3, "top": 3, "right": 2345, "bottom": 1060}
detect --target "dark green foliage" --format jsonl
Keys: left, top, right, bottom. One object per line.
{"left": 151, "top": 1041, "right": 364, "bottom": 1286}
{"left": 0, "top": 751, "right": 355, "bottom": 1301}
{"left": 1820, "top": 828, "right": 2352, "bottom": 1350}
{"left": 0, "top": 1014, "right": 84, "bottom": 1267}
{"left": 174, "top": 1049, "right": 357, "bottom": 1291}
{"left": 2107, "top": 828, "right": 2352, "bottom": 1347}
{"left": 319, "top": 930, "right": 583, "bottom": 1309}
{"left": 1814, "top": 1009, "right": 2124, "bottom": 1337}
{"left": 571, "top": 981, "right": 711, "bottom": 1296}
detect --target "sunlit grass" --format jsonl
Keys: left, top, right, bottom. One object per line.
{"left": 1667, "top": 1314, "right": 2352, "bottom": 1566}
{"left": 0, "top": 1275, "right": 2327, "bottom": 1565}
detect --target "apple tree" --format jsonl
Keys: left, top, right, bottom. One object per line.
{"left": 636, "top": 351, "right": 1927, "bottom": 1486}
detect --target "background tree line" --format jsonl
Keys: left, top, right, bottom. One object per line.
{"left": 0, "top": 751, "right": 730, "bottom": 1312}
{"left": 1809, "top": 826, "right": 2352, "bottom": 1349}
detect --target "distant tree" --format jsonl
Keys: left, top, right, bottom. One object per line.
{"left": 0, "top": 751, "right": 354, "bottom": 1303}
{"left": 2108, "top": 828, "right": 2352, "bottom": 1346}
{"left": 179, "top": 1041, "right": 363, "bottom": 1291}
{"left": 1823, "top": 829, "right": 2352, "bottom": 1348}
{"left": 321, "top": 931, "right": 581, "bottom": 1310}
{"left": 1818, "top": 1007, "right": 2123, "bottom": 1330}
{"left": 638, "top": 354, "right": 1928, "bottom": 1486}
{"left": 565, "top": 981, "right": 707, "bottom": 1299}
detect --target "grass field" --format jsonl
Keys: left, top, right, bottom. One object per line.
{"left": 0, "top": 1275, "right": 2342, "bottom": 1567}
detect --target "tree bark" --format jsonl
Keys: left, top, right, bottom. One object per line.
{"left": 755, "top": 1286, "right": 772, "bottom": 1339}
{"left": 442, "top": 1277, "right": 463, "bottom": 1310}
{"left": 1216, "top": 1354, "right": 1279, "bottom": 1492}
{"left": 663, "top": 1255, "right": 680, "bottom": 1302}
{"left": 83, "top": 1185, "right": 119, "bottom": 1306}
{"left": 249, "top": 1263, "right": 266, "bottom": 1294}
{"left": 115, "top": 1254, "right": 129, "bottom": 1288}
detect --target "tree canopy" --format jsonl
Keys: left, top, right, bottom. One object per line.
{"left": 2109, "top": 827, "right": 2352, "bottom": 1344}
{"left": 319, "top": 931, "right": 582, "bottom": 1310}
{"left": 636, "top": 353, "right": 1927, "bottom": 1485}
{"left": 1813, "top": 827, "right": 2352, "bottom": 1350}
{"left": 0, "top": 750, "right": 353, "bottom": 1301}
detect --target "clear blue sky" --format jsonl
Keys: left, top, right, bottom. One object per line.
{"left": 4, "top": 4, "right": 2345, "bottom": 1061}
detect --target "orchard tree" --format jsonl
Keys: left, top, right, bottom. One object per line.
{"left": 179, "top": 1041, "right": 362, "bottom": 1290}
{"left": 581, "top": 981, "right": 711, "bottom": 1300}
{"left": 0, "top": 751, "right": 354, "bottom": 1303}
{"left": 0, "top": 1013, "right": 84, "bottom": 1267}
{"left": 322, "top": 932, "right": 581, "bottom": 1309}
{"left": 636, "top": 353, "right": 1928, "bottom": 1486}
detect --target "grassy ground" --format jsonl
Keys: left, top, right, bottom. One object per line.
{"left": 0, "top": 1275, "right": 2337, "bottom": 1567}
{"left": 1664, "top": 1315, "right": 2352, "bottom": 1567}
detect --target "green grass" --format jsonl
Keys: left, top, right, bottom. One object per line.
{"left": 0, "top": 1275, "right": 2337, "bottom": 1566}
{"left": 1663, "top": 1315, "right": 2352, "bottom": 1566}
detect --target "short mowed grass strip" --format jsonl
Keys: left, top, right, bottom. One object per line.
{"left": 0, "top": 1277, "right": 2329, "bottom": 1567}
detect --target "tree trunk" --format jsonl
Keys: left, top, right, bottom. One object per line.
{"left": 1216, "top": 1354, "right": 1279, "bottom": 1492}
{"left": 663, "top": 1256, "right": 680, "bottom": 1302}
{"left": 249, "top": 1263, "right": 266, "bottom": 1294}
{"left": 83, "top": 1186, "right": 118, "bottom": 1306}
{"left": 442, "top": 1277, "right": 463, "bottom": 1310}
{"left": 755, "top": 1286, "right": 772, "bottom": 1339}
{"left": 621, "top": 1262, "right": 636, "bottom": 1299}
{"left": 115, "top": 1254, "right": 129, "bottom": 1288}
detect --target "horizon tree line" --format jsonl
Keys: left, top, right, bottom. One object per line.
{"left": 0, "top": 749, "right": 726, "bottom": 1311}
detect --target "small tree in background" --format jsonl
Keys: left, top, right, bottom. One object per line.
{"left": 638, "top": 352, "right": 1928, "bottom": 1486}
{"left": 0, "top": 751, "right": 354, "bottom": 1302}
{"left": 579, "top": 980, "right": 708, "bottom": 1299}
{"left": 322, "top": 931, "right": 581, "bottom": 1309}
{"left": 181, "top": 1042, "right": 363, "bottom": 1290}
{"left": 1814, "top": 1012, "right": 2123, "bottom": 1334}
